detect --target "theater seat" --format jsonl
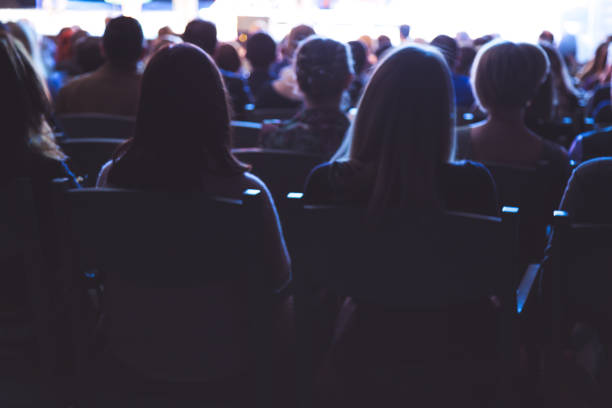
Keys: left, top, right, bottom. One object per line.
{"left": 63, "top": 188, "right": 277, "bottom": 405}
{"left": 56, "top": 114, "right": 135, "bottom": 139}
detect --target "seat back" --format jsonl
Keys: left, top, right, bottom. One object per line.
{"left": 286, "top": 202, "right": 520, "bottom": 405}
{"left": 65, "top": 188, "right": 266, "bottom": 382}
{"left": 232, "top": 148, "right": 324, "bottom": 200}
{"left": 57, "top": 114, "right": 135, "bottom": 139}
{"left": 231, "top": 120, "right": 262, "bottom": 148}
{"left": 0, "top": 179, "right": 51, "bottom": 371}
{"left": 485, "top": 161, "right": 562, "bottom": 264}
{"left": 245, "top": 108, "right": 299, "bottom": 122}
{"left": 551, "top": 212, "right": 612, "bottom": 343}
{"left": 59, "top": 138, "right": 123, "bottom": 186}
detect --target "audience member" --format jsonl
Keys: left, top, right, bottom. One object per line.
{"left": 305, "top": 44, "right": 498, "bottom": 216}
{"left": 539, "top": 30, "right": 555, "bottom": 44}
{"left": 182, "top": 19, "right": 217, "bottom": 55}
{"left": 55, "top": 16, "right": 144, "bottom": 116}
{"left": 145, "top": 33, "right": 182, "bottom": 65}
{"left": 270, "top": 24, "right": 314, "bottom": 77}
{"left": 456, "top": 46, "right": 476, "bottom": 77}
{"left": 539, "top": 41, "right": 581, "bottom": 121}
{"left": 559, "top": 33, "right": 579, "bottom": 76}
{"left": 578, "top": 41, "right": 610, "bottom": 91}
{"left": 569, "top": 81, "right": 612, "bottom": 162}
{"left": 455, "top": 40, "right": 570, "bottom": 203}
{"left": 97, "top": 41, "right": 289, "bottom": 287}
{"left": 0, "top": 32, "right": 78, "bottom": 316}
{"left": 215, "top": 42, "right": 251, "bottom": 117}
{"left": 257, "top": 25, "right": 315, "bottom": 110}
{"left": 399, "top": 24, "right": 410, "bottom": 43}
{"left": 374, "top": 35, "right": 392, "bottom": 60}
{"left": 347, "top": 40, "right": 369, "bottom": 107}
{"left": 431, "top": 34, "right": 475, "bottom": 108}
{"left": 245, "top": 32, "right": 277, "bottom": 99}
{"left": 260, "top": 37, "right": 353, "bottom": 158}
{"left": 5, "top": 20, "right": 46, "bottom": 78}
{"left": 74, "top": 35, "right": 105, "bottom": 74}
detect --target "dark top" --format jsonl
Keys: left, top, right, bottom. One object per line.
{"left": 568, "top": 125, "right": 612, "bottom": 163}
{"left": 255, "top": 82, "right": 303, "bottom": 110}
{"left": 259, "top": 107, "right": 350, "bottom": 159}
{"left": 304, "top": 160, "right": 498, "bottom": 216}
{"left": 220, "top": 69, "right": 251, "bottom": 118}
{"left": 0, "top": 152, "right": 79, "bottom": 317}
{"left": 248, "top": 68, "right": 274, "bottom": 101}
{"left": 452, "top": 74, "right": 475, "bottom": 108}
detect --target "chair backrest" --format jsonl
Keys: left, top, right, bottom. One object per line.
{"left": 231, "top": 120, "right": 262, "bottom": 148}
{"left": 246, "top": 108, "right": 299, "bottom": 123}
{"left": 64, "top": 188, "right": 267, "bottom": 382}
{"left": 232, "top": 148, "right": 325, "bottom": 200}
{"left": 484, "top": 161, "right": 561, "bottom": 263}
{"left": 0, "top": 179, "right": 52, "bottom": 371}
{"left": 551, "top": 212, "right": 612, "bottom": 325}
{"left": 57, "top": 114, "right": 136, "bottom": 139}
{"left": 59, "top": 138, "right": 124, "bottom": 186}
{"left": 285, "top": 202, "right": 520, "bottom": 405}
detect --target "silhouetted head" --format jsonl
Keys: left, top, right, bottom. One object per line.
{"left": 285, "top": 24, "right": 315, "bottom": 59}
{"left": 246, "top": 32, "right": 276, "bottom": 69}
{"left": 109, "top": 43, "right": 247, "bottom": 190}
{"left": 471, "top": 40, "right": 549, "bottom": 114}
{"left": 431, "top": 35, "right": 458, "bottom": 71}
{"left": 399, "top": 24, "right": 411, "bottom": 41}
{"left": 0, "top": 32, "right": 64, "bottom": 168}
{"left": 295, "top": 36, "right": 353, "bottom": 106}
{"left": 334, "top": 45, "right": 455, "bottom": 212}
{"left": 456, "top": 46, "right": 476, "bottom": 76}
{"left": 103, "top": 16, "right": 144, "bottom": 69}
{"left": 183, "top": 19, "right": 217, "bottom": 55}
{"left": 215, "top": 43, "right": 241, "bottom": 73}
{"left": 539, "top": 30, "right": 554, "bottom": 44}
{"left": 75, "top": 36, "right": 105, "bottom": 73}
{"left": 348, "top": 40, "right": 367, "bottom": 75}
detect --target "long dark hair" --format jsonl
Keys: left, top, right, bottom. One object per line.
{"left": 108, "top": 43, "right": 248, "bottom": 190}
{"left": 332, "top": 45, "right": 455, "bottom": 213}
{"left": 0, "top": 31, "right": 64, "bottom": 173}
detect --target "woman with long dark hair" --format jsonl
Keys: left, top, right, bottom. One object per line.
{"left": 98, "top": 42, "right": 289, "bottom": 285}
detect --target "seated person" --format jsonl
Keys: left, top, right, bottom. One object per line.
{"left": 305, "top": 44, "right": 498, "bottom": 216}
{"left": 182, "top": 18, "right": 217, "bottom": 56}
{"left": 455, "top": 40, "right": 570, "bottom": 203}
{"left": 245, "top": 32, "right": 277, "bottom": 100}
{"left": 215, "top": 43, "right": 250, "bottom": 117}
{"left": 431, "top": 34, "right": 475, "bottom": 108}
{"left": 0, "top": 32, "right": 79, "bottom": 317}
{"left": 55, "top": 16, "right": 144, "bottom": 116}
{"left": 347, "top": 40, "right": 369, "bottom": 108}
{"left": 256, "top": 25, "right": 315, "bottom": 110}
{"left": 559, "top": 158, "right": 612, "bottom": 223}
{"left": 260, "top": 37, "right": 352, "bottom": 159}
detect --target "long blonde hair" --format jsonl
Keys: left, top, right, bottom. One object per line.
{"left": 332, "top": 44, "right": 455, "bottom": 213}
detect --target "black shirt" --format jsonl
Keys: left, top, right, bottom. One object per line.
{"left": 304, "top": 160, "right": 499, "bottom": 216}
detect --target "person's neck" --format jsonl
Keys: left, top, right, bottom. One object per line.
{"left": 478, "top": 107, "right": 536, "bottom": 141}
{"left": 106, "top": 61, "right": 138, "bottom": 74}
{"left": 304, "top": 96, "right": 342, "bottom": 111}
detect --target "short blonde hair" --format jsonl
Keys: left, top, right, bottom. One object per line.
{"left": 471, "top": 40, "right": 550, "bottom": 112}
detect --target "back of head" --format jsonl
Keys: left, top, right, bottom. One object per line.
{"left": 183, "top": 19, "right": 217, "bottom": 55}
{"left": 75, "top": 36, "right": 105, "bottom": 73}
{"left": 245, "top": 31, "right": 276, "bottom": 69}
{"left": 348, "top": 40, "right": 367, "bottom": 74}
{"left": 471, "top": 40, "right": 550, "bottom": 113}
{"left": 342, "top": 45, "right": 454, "bottom": 211}
{"left": 456, "top": 46, "right": 476, "bottom": 76}
{"left": 103, "top": 16, "right": 144, "bottom": 68}
{"left": 110, "top": 43, "right": 245, "bottom": 189}
{"left": 431, "top": 34, "right": 458, "bottom": 71}
{"left": 214, "top": 43, "right": 241, "bottom": 73}
{"left": 286, "top": 24, "right": 315, "bottom": 58}
{"left": 0, "top": 32, "right": 62, "bottom": 166}
{"left": 295, "top": 36, "right": 353, "bottom": 105}
{"left": 399, "top": 24, "right": 411, "bottom": 40}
